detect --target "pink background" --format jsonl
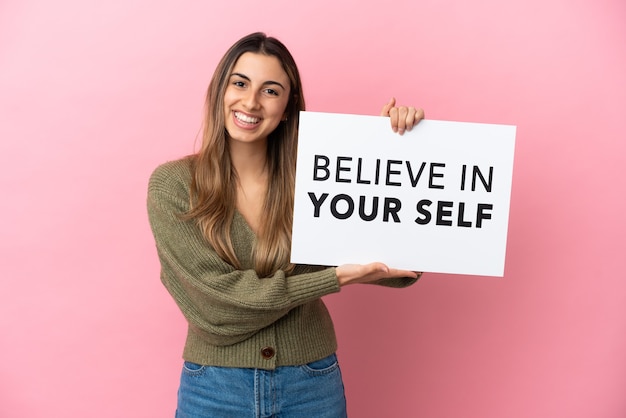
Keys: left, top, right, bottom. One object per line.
{"left": 1, "top": 1, "right": 624, "bottom": 417}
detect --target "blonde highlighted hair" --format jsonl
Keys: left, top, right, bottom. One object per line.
{"left": 185, "top": 32, "right": 305, "bottom": 277}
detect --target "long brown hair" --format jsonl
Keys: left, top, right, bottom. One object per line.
{"left": 185, "top": 32, "right": 305, "bottom": 277}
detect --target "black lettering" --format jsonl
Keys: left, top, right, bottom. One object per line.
{"left": 406, "top": 161, "right": 427, "bottom": 187}
{"left": 374, "top": 159, "right": 381, "bottom": 185}
{"left": 385, "top": 160, "right": 402, "bottom": 186}
{"left": 429, "top": 163, "right": 445, "bottom": 189}
{"left": 476, "top": 203, "right": 493, "bottom": 228}
{"left": 356, "top": 158, "right": 371, "bottom": 184}
{"left": 330, "top": 194, "right": 354, "bottom": 219}
{"left": 308, "top": 192, "right": 329, "bottom": 217}
{"left": 457, "top": 202, "right": 472, "bottom": 227}
{"left": 313, "top": 155, "right": 330, "bottom": 181}
{"left": 472, "top": 166, "right": 493, "bottom": 192}
{"left": 436, "top": 200, "right": 453, "bottom": 226}
{"left": 460, "top": 164, "right": 467, "bottom": 191}
{"left": 358, "top": 196, "right": 379, "bottom": 221}
{"left": 382, "top": 198, "right": 402, "bottom": 222}
{"left": 415, "top": 199, "right": 432, "bottom": 225}
{"left": 335, "top": 156, "right": 352, "bottom": 183}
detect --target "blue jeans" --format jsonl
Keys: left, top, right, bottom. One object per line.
{"left": 175, "top": 353, "right": 347, "bottom": 418}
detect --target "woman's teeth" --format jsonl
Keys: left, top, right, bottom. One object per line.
{"left": 235, "top": 112, "right": 260, "bottom": 124}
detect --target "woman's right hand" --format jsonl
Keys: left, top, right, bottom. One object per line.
{"left": 336, "top": 263, "right": 419, "bottom": 286}
{"left": 380, "top": 97, "right": 425, "bottom": 135}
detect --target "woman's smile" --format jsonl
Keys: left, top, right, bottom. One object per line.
{"left": 233, "top": 110, "right": 261, "bottom": 128}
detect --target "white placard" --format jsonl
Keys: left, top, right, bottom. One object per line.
{"left": 291, "top": 111, "right": 516, "bottom": 277}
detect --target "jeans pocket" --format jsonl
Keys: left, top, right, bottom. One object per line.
{"left": 300, "top": 353, "right": 340, "bottom": 377}
{"left": 182, "top": 361, "right": 206, "bottom": 377}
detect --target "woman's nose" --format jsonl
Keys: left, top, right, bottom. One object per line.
{"left": 241, "top": 89, "right": 260, "bottom": 109}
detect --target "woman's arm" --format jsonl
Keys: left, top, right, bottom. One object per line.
{"left": 147, "top": 161, "right": 341, "bottom": 346}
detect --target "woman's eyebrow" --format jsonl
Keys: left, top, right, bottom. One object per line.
{"left": 231, "top": 72, "right": 285, "bottom": 90}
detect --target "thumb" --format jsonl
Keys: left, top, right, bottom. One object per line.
{"left": 380, "top": 97, "right": 396, "bottom": 116}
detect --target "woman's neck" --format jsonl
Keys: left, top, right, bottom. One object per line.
{"left": 229, "top": 139, "right": 268, "bottom": 180}
{"left": 229, "top": 139, "right": 269, "bottom": 234}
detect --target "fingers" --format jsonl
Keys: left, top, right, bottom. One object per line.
{"left": 386, "top": 267, "right": 419, "bottom": 279}
{"left": 336, "top": 262, "right": 418, "bottom": 286}
{"left": 393, "top": 105, "right": 425, "bottom": 135}
{"left": 381, "top": 98, "right": 425, "bottom": 135}
{"left": 410, "top": 107, "right": 425, "bottom": 130}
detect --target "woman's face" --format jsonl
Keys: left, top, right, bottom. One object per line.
{"left": 223, "top": 52, "right": 291, "bottom": 146}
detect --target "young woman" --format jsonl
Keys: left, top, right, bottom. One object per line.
{"left": 147, "top": 32, "right": 424, "bottom": 418}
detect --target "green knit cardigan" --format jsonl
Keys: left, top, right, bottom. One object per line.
{"left": 147, "top": 158, "right": 417, "bottom": 369}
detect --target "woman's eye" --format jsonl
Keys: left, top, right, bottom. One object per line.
{"left": 264, "top": 88, "right": 279, "bottom": 96}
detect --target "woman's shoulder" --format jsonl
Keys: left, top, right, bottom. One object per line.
{"left": 148, "top": 155, "right": 195, "bottom": 196}
{"left": 151, "top": 155, "right": 193, "bottom": 177}
{"left": 149, "top": 156, "right": 193, "bottom": 184}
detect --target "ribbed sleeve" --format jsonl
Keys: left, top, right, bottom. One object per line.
{"left": 146, "top": 159, "right": 341, "bottom": 368}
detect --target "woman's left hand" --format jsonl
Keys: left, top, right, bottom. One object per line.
{"left": 380, "top": 97, "right": 425, "bottom": 135}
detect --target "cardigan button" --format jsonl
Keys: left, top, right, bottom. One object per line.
{"left": 260, "top": 346, "right": 275, "bottom": 359}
